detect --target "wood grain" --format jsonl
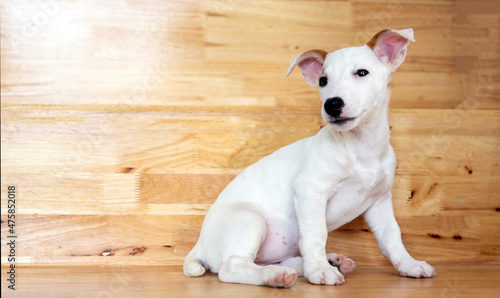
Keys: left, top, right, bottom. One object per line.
{"left": 1, "top": 265, "right": 500, "bottom": 297}
{"left": 1, "top": 0, "right": 498, "bottom": 109}
{"left": 1, "top": 0, "right": 499, "bottom": 268}
{"left": 1, "top": 107, "right": 499, "bottom": 266}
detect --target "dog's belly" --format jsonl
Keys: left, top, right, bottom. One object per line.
{"left": 254, "top": 219, "right": 300, "bottom": 264}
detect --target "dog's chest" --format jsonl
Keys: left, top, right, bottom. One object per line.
{"left": 325, "top": 161, "right": 391, "bottom": 231}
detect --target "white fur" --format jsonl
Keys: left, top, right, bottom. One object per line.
{"left": 184, "top": 28, "right": 436, "bottom": 287}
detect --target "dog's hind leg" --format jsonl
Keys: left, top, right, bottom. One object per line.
{"left": 219, "top": 256, "right": 298, "bottom": 287}
{"left": 325, "top": 253, "right": 356, "bottom": 276}
{"left": 277, "top": 257, "right": 304, "bottom": 276}
{"left": 184, "top": 245, "right": 206, "bottom": 277}
{"left": 278, "top": 253, "right": 356, "bottom": 277}
{"left": 212, "top": 204, "right": 298, "bottom": 287}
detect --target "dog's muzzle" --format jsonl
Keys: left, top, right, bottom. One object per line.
{"left": 324, "top": 97, "right": 355, "bottom": 125}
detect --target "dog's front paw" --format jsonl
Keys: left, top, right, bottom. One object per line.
{"left": 305, "top": 264, "right": 345, "bottom": 285}
{"left": 397, "top": 259, "right": 437, "bottom": 278}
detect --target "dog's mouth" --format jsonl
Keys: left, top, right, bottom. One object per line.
{"left": 329, "top": 117, "right": 356, "bottom": 125}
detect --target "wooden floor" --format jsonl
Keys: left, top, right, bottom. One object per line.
{"left": 2, "top": 0, "right": 500, "bottom": 268}
{"left": 1, "top": 265, "right": 499, "bottom": 298}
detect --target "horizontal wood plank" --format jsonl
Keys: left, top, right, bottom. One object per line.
{"left": 2, "top": 105, "right": 499, "bottom": 266}
{"left": 1, "top": 0, "right": 498, "bottom": 109}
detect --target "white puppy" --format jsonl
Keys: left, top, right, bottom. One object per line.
{"left": 184, "top": 28, "right": 437, "bottom": 288}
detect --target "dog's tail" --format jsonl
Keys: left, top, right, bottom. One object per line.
{"left": 183, "top": 246, "right": 206, "bottom": 277}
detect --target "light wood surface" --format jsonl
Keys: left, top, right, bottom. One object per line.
{"left": 1, "top": 265, "right": 500, "bottom": 297}
{"left": 1, "top": 0, "right": 499, "bottom": 268}
{"left": 1, "top": 107, "right": 500, "bottom": 266}
{"left": 1, "top": 0, "right": 498, "bottom": 109}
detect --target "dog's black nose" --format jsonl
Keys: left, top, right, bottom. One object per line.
{"left": 324, "top": 97, "right": 344, "bottom": 118}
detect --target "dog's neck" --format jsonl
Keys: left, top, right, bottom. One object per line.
{"left": 328, "top": 90, "right": 392, "bottom": 166}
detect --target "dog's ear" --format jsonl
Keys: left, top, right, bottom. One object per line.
{"left": 367, "top": 28, "right": 415, "bottom": 72}
{"left": 286, "top": 49, "right": 328, "bottom": 88}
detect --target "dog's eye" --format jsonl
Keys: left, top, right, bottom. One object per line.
{"left": 319, "top": 76, "right": 328, "bottom": 87}
{"left": 356, "top": 69, "right": 369, "bottom": 77}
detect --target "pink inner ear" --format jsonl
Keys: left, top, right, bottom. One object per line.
{"left": 298, "top": 57, "right": 323, "bottom": 84}
{"left": 378, "top": 34, "right": 409, "bottom": 65}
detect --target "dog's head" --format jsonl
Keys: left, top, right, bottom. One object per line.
{"left": 286, "top": 29, "right": 415, "bottom": 131}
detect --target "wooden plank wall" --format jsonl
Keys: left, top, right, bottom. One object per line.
{"left": 1, "top": 0, "right": 499, "bottom": 266}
